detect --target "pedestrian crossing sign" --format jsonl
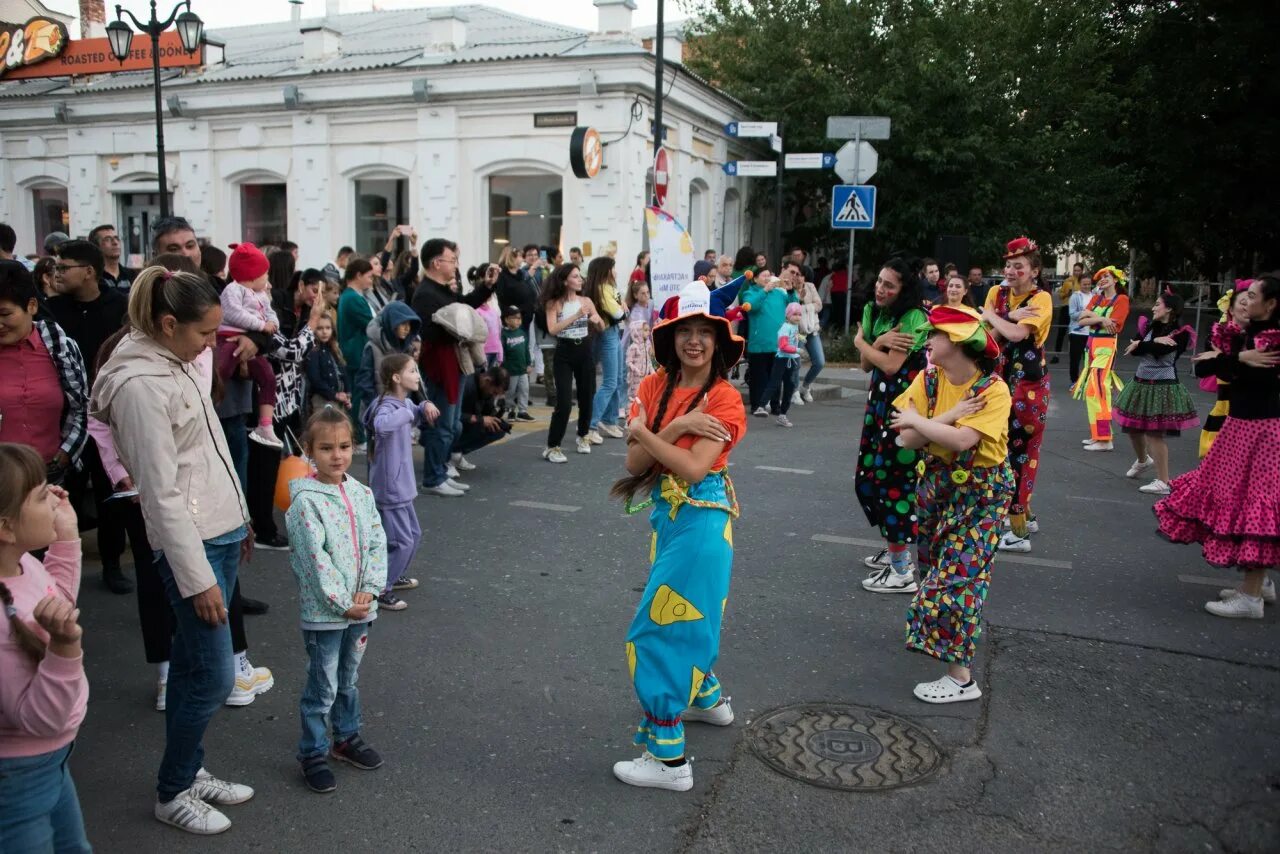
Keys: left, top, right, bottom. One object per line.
{"left": 831, "top": 184, "right": 876, "bottom": 230}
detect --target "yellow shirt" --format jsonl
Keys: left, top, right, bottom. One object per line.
{"left": 894, "top": 369, "right": 1012, "bottom": 468}
{"left": 1056, "top": 275, "right": 1080, "bottom": 301}
{"left": 984, "top": 286, "right": 1053, "bottom": 347}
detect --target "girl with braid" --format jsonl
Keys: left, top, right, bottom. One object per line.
{"left": 609, "top": 281, "right": 747, "bottom": 792}
{"left": 0, "top": 442, "right": 92, "bottom": 851}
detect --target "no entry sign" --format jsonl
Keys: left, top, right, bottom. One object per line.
{"left": 653, "top": 147, "right": 670, "bottom": 209}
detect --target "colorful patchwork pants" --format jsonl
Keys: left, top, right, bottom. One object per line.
{"left": 1072, "top": 336, "right": 1122, "bottom": 442}
{"left": 625, "top": 472, "right": 735, "bottom": 761}
{"left": 907, "top": 460, "right": 1013, "bottom": 667}
{"left": 1007, "top": 376, "right": 1049, "bottom": 516}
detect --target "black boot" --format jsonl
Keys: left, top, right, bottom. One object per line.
{"left": 240, "top": 596, "right": 270, "bottom": 616}
{"left": 103, "top": 565, "right": 134, "bottom": 595}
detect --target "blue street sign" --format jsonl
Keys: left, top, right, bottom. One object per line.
{"left": 823, "top": 153, "right": 836, "bottom": 169}
{"left": 831, "top": 184, "right": 876, "bottom": 230}
{"left": 722, "top": 160, "right": 776, "bottom": 177}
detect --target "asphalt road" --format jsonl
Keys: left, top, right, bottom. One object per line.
{"left": 70, "top": 361, "right": 1279, "bottom": 852}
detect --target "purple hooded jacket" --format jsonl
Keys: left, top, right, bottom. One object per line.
{"left": 363, "top": 395, "right": 427, "bottom": 508}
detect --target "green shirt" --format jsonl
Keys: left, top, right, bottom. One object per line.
{"left": 337, "top": 288, "right": 374, "bottom": 368}
{"left": 860, "top": 303, "right": 929, "bottom": 352}
{"left": 501, "top": 325, "right": 530, "bottom": 374}
{"left": 740, "top": 281, "right": 800, "bottom": 354}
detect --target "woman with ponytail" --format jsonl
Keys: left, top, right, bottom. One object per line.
{"left": 889, "top": 306, "right": 1013, "bottom": 704}
{"left": 91, "top": 264, "right": 255, "bottom": 834}
{"left": 0, "top": 442, "right": 91, "bottom": 851}
{"left": 609, "top": 281, "right": 747, "bottom": 793}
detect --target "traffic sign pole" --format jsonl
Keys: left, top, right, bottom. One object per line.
{"left": 843, "top": 127, "right": 861, "bottom": 336}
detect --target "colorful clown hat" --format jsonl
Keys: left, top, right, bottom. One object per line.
{"left": 922, "top": 304, "right": 1001, "bottom": 359}
{"left": 1092, "top": 265, "right": 1128, "bottom": 287}
{"left": 1003, "top": 236, "right": 1039, "bottom": 260}
{"left": 650, "top": 280, "right": 746, "bottom": 368}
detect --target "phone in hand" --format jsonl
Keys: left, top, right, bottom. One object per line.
{"left": 539, "top": 250, "right": 548, "bottom": 262}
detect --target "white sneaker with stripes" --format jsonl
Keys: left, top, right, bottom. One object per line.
{"left": 154, "top": 788, "right": 231, "bottom": 835}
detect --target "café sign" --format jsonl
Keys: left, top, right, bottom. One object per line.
{"left": 0, "top": 20, "right": 204, "bottom": 80}
{"left": 0, "top": 16, "right": 69, "bottom": 77}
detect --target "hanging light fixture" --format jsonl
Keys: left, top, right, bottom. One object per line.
{"left": 106, "top": 18, "right": 133, "bottom": 62}
{"left": 175, "top": 7, "right": 204, "bottom": 54}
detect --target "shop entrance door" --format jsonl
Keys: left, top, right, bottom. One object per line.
{"left": 116, "top": 193, "right": 168, "bottom": 267}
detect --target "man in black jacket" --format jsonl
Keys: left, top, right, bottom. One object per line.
{"left": 410, "top": 238, "right": 496, "bottom": 496}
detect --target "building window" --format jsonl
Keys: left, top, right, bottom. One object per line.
{"left": 355, "top": 178, "right": 406, "bottom": 256}
{"left": 688, "top": 180, "right": 707, "bottom": 249}
{"left": 32, "top": 187, "right": 68, "bottom": 253}
{"left": 115, "top": 192, "right": 169, "bottom": 266}
{"left": 240, "top": 184, "right": 288, "bottom": 246}
{"left": 488, "top": 174, "right": 562, "bottom": 262}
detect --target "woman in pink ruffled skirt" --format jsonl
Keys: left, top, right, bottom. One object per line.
{"left": 1155, "top": 274, "right": 1280, "bottom": 619}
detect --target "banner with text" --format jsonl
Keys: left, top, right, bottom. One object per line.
{"left": 645, "top": 206, "right": 695, "bottom": 307}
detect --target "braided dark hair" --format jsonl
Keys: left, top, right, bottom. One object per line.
{"left": 609, "top": 348, "right": 729, "bottom": 502}
{"left": 1, "top": 581, "right": 46, "bottom": 663}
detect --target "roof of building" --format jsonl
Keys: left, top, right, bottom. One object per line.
{"left": 0, "top": 4, "right": 667, "bottom": 98}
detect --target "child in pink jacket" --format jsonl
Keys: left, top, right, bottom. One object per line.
{"left": 0, "top": 442, "right": 91, "bottom": 851}
{"left": 218, "top": 242, "right": 283, "bottom": 448}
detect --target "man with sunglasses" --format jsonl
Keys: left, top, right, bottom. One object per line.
{"left": 47, "top": 239, "right": 133, "bottom": 593}
{"left": 88, "top": 223, "right": 138, "bottom": 292}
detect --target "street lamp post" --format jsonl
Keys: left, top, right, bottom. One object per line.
{"left": 106, "top": 1, "right": 204, "bottom": 220}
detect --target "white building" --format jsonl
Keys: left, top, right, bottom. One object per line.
{"left": 0, "top": 0, "right": 772, "bottom": 271}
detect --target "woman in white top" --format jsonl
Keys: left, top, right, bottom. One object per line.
{"left": 540, "top": 263, "right": 606, "bottom": 462}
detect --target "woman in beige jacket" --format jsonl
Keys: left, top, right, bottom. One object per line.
{"left": 91, "top": 266, "right": 255, "bottom": 836}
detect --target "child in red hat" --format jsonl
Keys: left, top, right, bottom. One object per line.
{"left": 218, "top": 242, "right": 284, "bottom": 448}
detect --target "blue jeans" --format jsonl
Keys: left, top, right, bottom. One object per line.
{"left": 761, "top": 356, "right": 800, "bottom": 415}
{"left": 155, "top": 539, "right": 240, "bottom": 801}
{"left": 803, "top": 332, "right": 826, "bottom": 386}
{"left": 590, "top": 326, "right": 626, "bottom": 429}
{"left": 0, "top": 743, "right": 91, "bottom": 853}
{"left": 420, "top": 377, "right": 462, "bottom": 487}
{"left": 298, "top": 624, "right": 369, "bottom": 761}
{"left": 220, "top": 414, "right": 249, "bottom": 492}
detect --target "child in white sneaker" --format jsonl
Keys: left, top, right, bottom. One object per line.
{"left": 286, "top": 406, "right": 388, "bottom": 793}
{"left": 217, "top": 242, "right": 283, "bottom": 448}
{"left": 0, "top": 443, "right": 91, "bottom": 851}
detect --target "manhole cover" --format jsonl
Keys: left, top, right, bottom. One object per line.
{"left": 747, "top": 703, "right": 944, "bottom": 791}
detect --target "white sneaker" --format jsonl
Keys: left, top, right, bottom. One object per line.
{"left": 445, "top": 478, "right": 471, "bottom": 492}
{"left": 576, "top": 437, "right": 592, "bottom": 454}
{"left": 997, "top": 532, "right": 1032, "bottom": 553}
{"left": 776, "top": 415, "right": 794, "bottom": 428}
{"left": 424, "top": 482, "right": 465, "bottom": 497}
{"left": 600, "top": 423, "right": 626, "bottom": 439}
{"left": 248, "top": 425, "right": 284, "bottom": 449}
{"left": 802, "top": 385, "right": 814, "bottom": 403}
{"left": 154, "top": 788, "right": 231, "bottom": 835}
{"left": 586, "top": 430, "right": 604, "bottom": 445}
{"left": 542, "top": 446, "right": 568, "bottom": 464}
{"left": 451, "top": 453, "right": 477, "bottom": 472}
{"left": 1138, "top": 479, "right": 1171, "bottom": 495}
{"left": 190, "top": 768, "right": 254, "bottom": 805}
{"left": 226, "top": 661, "right": 274, "bottom": 707}
{"left": 155, "top": 679, "right": 167, "bottom": 712}
{"left": 683, "top": 698, "right": 734, "bottom": 726}
{"left": 752, "top": 406, "right": 769, "bottom": 417}
{"left": 1125, "top": 456, "right": 1155, "bottom": 478}
{"left": 863, "top": 548, "right": 892, "bottom": 570}
{"left": 446, "top": 463, "right": 460, "bottom": 479}
{"left": 1219, "top": 576, "right": 1276, "bottom": 604}
{"left": 1083, "top": 440, "right": 1114, "bottom": 452}
{"left": 353, "top": 443, "right": 367, "bottom": 456}
{"left": 1205, "top": 595, "right": 1264, "bottom": 619}
{"left": 861, "top": 566, "right": 918, "bottom": 594}
{"left": 1001, "top": 517, "right": 1040, "bottom": 535}
{"left": 612, "top": 752, "right": 693, "bottom": 792}
{"left": 791, "top": 391, "right": 805, "bottom": 407}
{"left": 1081, "top": 437, "right": 1097, "bottom": 445}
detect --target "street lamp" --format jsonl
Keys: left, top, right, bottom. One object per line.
{"left": 107, "top": 1, "right": 205, "bottom": 220}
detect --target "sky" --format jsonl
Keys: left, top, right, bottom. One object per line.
{"left": 56, "top": 0, "right": 673, "bottom": 33}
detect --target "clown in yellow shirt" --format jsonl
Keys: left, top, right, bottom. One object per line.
{"left": 889, "top": 305, "right": 1013, "bottom": 705}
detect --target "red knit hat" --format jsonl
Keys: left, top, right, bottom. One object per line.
{"left": 227, "top": 242, "right": 269, "bottom": 284}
